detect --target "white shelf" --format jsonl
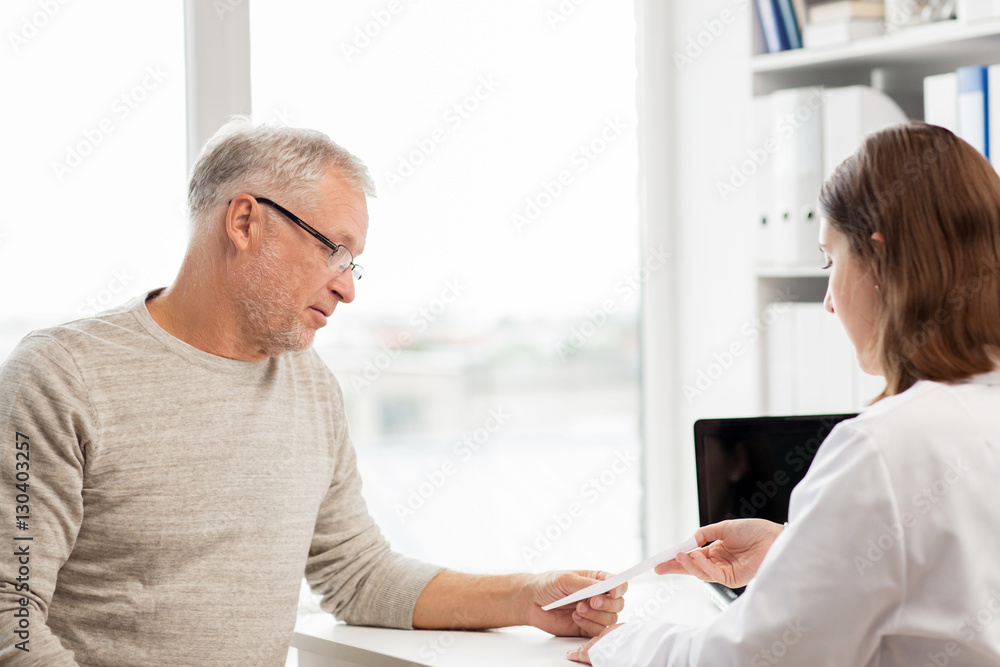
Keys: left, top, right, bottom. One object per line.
{"left": 755, "top": 265, "right": 829, "bottom": 279}
{"left": 752, "top": 18, "right": 1000, "bottom": 96}
{"left": 745, "top": 9, "right": 1000, "bottom": 413}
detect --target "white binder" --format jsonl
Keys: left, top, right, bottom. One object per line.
{"left": 754, "top": 94, "right": 776, "bottom": 265}
{"left": 822, "top": 85, "right": 909, "bottom": 179}
{"left": 923, "top": 72, "right": 959, "bottom": 133}
{"left": 958, "top": 0, "right": 1000, "bottom": 21}
{"left": 769, "top": 87, "right": 825, "bottom": 266}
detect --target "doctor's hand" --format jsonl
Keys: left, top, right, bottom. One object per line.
{"left": 526, "top": 570, "right": 627, "bottom": 638}
{"left": 566, "top": 622, "right": 622, "bottom": 665}
{"left": 654, "top": 519, "right": 784, "bottom": 589}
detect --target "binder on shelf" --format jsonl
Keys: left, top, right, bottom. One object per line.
{"left": 769, "top": 87, "right": 825, "bottom": 266}
{"left": 753, "top": 0, "right": 769, "bottom": 55}
{"left": 957, "top": 65, "right": 989, "bottom": 159}
{"left": 776, "top": 0, "right": 803, "bottom": 49}
{"left": 765, "top": 302, "right": 861, "bottom": 414}
{"left": 923, "top": 72, "right": 959, "bottom": 133}
{"left": 989, "top": 65, "right": 1000, "bottom": 170}
{"left": 792, "top": 303, "right": 856, "bottom": 414}
{"left": 958, "top": 0, "right": 1000, "bottom": 21}
{"left": 755, "top": 95, "right": 777, "bottom": 265}
{"left": 757, "top": 85, "right": 907, "bottom": 268}
{"left": 791, "top": 0, "right": 808, "bottom": 33}
{"left": 765, "top": 298, "right": 796, "bottom": 414}
{"left": 808, "top": 1, "right": 886, "bottom": 22}
{"left": 822, "top": 86, "right": 908, "bottom": 179}
{"left": 756, "top": 0, "right": 792, "bottom": 52}
{"left": 803, "top": 17, "right": 884, "bottom": 48}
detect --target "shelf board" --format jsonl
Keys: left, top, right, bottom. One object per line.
{"left": 756, "top": 265, "right": 829, "bottom": 278}
{"left": 752, "top": 18, "right": 1000, "bottom": 93}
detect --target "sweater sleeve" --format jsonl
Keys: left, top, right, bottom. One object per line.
{"left": 303, "top": 371, "right": 443, "bottom": 629}
{"left": 590, "top": 423, "right": 904, "bottom": 667}
{"left": 0, "top": 334, "right": 94, "bottom": 665}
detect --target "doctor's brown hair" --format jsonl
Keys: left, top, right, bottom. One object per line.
{"left": 818, "top": 121, "right": 1000, "bottom": 400}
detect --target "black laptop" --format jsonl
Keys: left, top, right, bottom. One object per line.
{"left": 693, "top": 413, "right": 857, "bottom": 607}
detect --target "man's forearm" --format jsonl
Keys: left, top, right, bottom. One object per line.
{"left": 412, "top": 570, "right": 533, "bottom": 629}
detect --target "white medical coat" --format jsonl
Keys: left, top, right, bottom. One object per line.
{"left": 592, "top": 369, "right": 1000, "bottom": 666}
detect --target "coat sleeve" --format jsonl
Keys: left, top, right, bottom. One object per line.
{"left": 591, "top": 423, "right": 905, "bottom": 666}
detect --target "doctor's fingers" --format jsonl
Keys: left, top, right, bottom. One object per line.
{"left": 673, "top": 549, "right": 721, "bottom": 583}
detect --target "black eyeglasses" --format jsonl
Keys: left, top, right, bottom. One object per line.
{"left": 251, "top": 196, "right": 363, "bottom": 281}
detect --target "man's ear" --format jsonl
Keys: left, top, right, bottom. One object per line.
{"left": 226, "top": 195, "right": 264, "bottom": 253}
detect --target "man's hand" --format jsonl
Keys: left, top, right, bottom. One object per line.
{"left": 525, "top": 570, "right": 627, "bottom": 638}
{"left": 654, "top": 519, "right": 783, "bottom": 589}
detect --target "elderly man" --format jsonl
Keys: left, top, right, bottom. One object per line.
{"left": 0, "top": 120, "right": 625, "bottom": 665}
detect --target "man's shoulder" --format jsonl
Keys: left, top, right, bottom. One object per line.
{"left": 4, "top": 298, "right": 151, "bottom": 370}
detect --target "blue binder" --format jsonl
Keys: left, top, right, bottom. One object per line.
{"left": 756, "top": 0, "right": 791, "bottom": 53}
{"left": 775, "top": 0, "right": 802, "bottom": 50}
{"left": 957, "top": 66, "right": 989, "bottom": 160}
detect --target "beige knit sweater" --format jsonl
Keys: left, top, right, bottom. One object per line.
{"left": 0, "top": 291, "right": 443, "bottom": 665}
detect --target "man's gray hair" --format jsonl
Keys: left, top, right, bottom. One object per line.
{"left": 187, "top": 117, "right": 376, "bottom": 232}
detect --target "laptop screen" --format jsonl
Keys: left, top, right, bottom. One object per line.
{"left": 693, "top": 413, "right": 857, "bottom": 603}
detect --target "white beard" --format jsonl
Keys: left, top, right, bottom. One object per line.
{"left": 232, "top": 235, "right": 315, "bottom": 357}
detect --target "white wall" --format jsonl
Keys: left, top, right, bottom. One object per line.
{"left": 641, "top": 0, "right": 760, "bottom": 550}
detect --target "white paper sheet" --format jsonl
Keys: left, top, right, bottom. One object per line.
{"left": 541, "top": 536, "right": 700, "bottom": 611}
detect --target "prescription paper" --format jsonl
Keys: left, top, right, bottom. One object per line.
{"left": 541, "top": 536, "right": 699, "bottom": 611}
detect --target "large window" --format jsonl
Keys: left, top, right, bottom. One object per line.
{"left": 250, "top": 0, "right": 643, "bottom": 573}
{"left": 0, "top": 1, "right": 187, "bottom": 357}
{"left": 0, "top": 0, "right": 642, "bottom": 579}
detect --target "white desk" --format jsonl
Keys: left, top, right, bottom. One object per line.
{"left": 291, "top": 575, "right": 722, "bottom": 667}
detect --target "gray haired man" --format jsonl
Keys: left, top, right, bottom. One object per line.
{"left": 0, "top": 119, "right": 625, "bottom": 665}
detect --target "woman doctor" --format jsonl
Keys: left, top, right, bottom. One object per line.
{"left": 569, "top": 121, "right": 1000, "bottom": 666}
